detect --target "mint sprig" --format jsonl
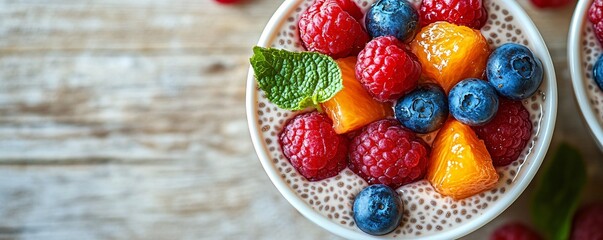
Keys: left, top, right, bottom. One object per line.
{"left": 531, "top": 143, "right": 587, "bottom": 240}
{"left": 250, "top": 46, "right": 343, "bottom": 110}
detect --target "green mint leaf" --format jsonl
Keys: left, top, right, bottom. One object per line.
{"left": 250, "top": 46, "right": 342, "bottom": 110}
{"left": 531, "top": 143, "right": 586, "bottom": 240}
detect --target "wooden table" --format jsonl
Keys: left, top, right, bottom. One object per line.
{"left": 0, "top": 0, "right": 601, "bottom": 239}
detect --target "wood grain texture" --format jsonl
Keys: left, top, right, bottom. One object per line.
{"left": 0, "top": 0, "right": 601, "bottom": 239}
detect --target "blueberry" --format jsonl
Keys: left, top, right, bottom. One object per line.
{"left": 394, "top": 84, "right": 448, "bottom": 133}
{"left": 353, "top": 184, "right": 403, "bottom": 235}
{"left": 365, "top": 0, "right": 418, "bottom": 42}
{"left": 486, "top": 43, "right": 544, "bottom": 100}
{"left": 594, "top": 55, "right": 603, "bottom": 91}
{"left": 449, "top": 78, "right": 499, "bottom": 126}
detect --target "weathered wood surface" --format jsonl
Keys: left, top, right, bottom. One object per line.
{"left": 0, "top": 0, "right": 601, "bottom": 239}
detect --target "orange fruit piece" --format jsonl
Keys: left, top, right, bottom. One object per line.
{"left": 410, "top": 21, "right": 491, "bottom": 93}
{"left": 427, "top": 119, "right": 499, "bottom": 200}
{"left": 321, "top": 57, "right": 393, "bottom": 134}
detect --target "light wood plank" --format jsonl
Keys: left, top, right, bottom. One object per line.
{"left": 0, "top": 0, "right": 279, "bottom": 53}
{"left": 0, "top": 52, "right": 251, "bottom": 162}
{"left": 0, "top": 163, "right": 339, "bottom": 240}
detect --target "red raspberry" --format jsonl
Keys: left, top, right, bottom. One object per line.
{"left": 473, "top": 98, "right": 532, "bottom": 167}
{"left": 419, "top": 0, "right": 488, "bottom": 29}
{"left": 490, "top": 222, "right": 543, "bottom": 240}
{"left": 333, "top": 0, "right": 363, "bottom": 20}
{"left": 349, "top": 119, "right": 430, "bottom": 189}
{"left": 589, "top": 0, "right": 603, "bottom": 44}
{"left": 213, "top": 0, "right": 243, "bottom": 4}
{"left": 571, "top": 203, "right": 603, "bottom": 240}
{"left": 279, "top": 112, "right": 348, "bottom": 181}
{"left": 356, "top": 36, "right": 421, "bottom": 102}
{"left": 530, "top": 0, "right": 573, "bottom": 9}
{"left": 298, "top": 0, "right": 369, "bottom": 59}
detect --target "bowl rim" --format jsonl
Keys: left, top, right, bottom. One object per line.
{"left": 568, "top": 0, "right": 603, "bottom": 150}
{"left": 246, "top": 0, "right": 557, "bottom": 239}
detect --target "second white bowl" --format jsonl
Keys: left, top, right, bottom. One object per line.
{"left": 569, "top": 0, "right": 603, "bottom": 150}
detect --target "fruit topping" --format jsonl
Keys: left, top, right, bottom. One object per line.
{"left": 394, "top": 84, "right": 448, "bottom": 134}
{"left": 449, "top": 78, "right": 499, "bottom": 126}
{"left": 279, "top": 112, "right": 349, "bottom": 181}
{"left": 491, "top": 222, "right": 543, "bottom": 240}
{"left": 473, "top": 98, "right": 532, "bottom": 166}
{"left": 410, "top": 22, "right": 491, "bottom": 93}
{"left": 333, "top": 0, "right": 364, "bottom": 20}
{"left": 353, "top": 184, "right": 404, "bottom": 235}
{"left": 486, "top": 43, "right": 544, "bottom": 100}
{"left": 349, "top": 119, "right": 430, "bottom": 189}
{"left": 419, "top": 0, "right": 488, "bottom": 29}
{"left": 356, "top": 36, "right": 422, "bottom": 102}
{"left": 571, "top": 203, "right": 603, "bottom": 240}
{"left": 590, "top": 0, "right": 603, "bottom": 44}
{"left": 321, "top": 57, "right": 394, "bottom": 134}
{"left": 427, "top": 119, "right": 499, "bottom": 199}
{"left": 214, "top": 0, "right": 243, "bottom": 4}
{"left": 593, "top": 54, "right": 603, "bottom": 91}
{"left": 365, "top": 0, "right": 419, "bottom": 42}
{"left": 298, "top": 0, "right": 369, "bottom": 59}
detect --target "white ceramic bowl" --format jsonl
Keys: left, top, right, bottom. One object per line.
{"left": 569, "top": 0, "right": 603, "bottom": 150}
{"left": 246, "top": 0, "right": 557, "bottom": 239}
